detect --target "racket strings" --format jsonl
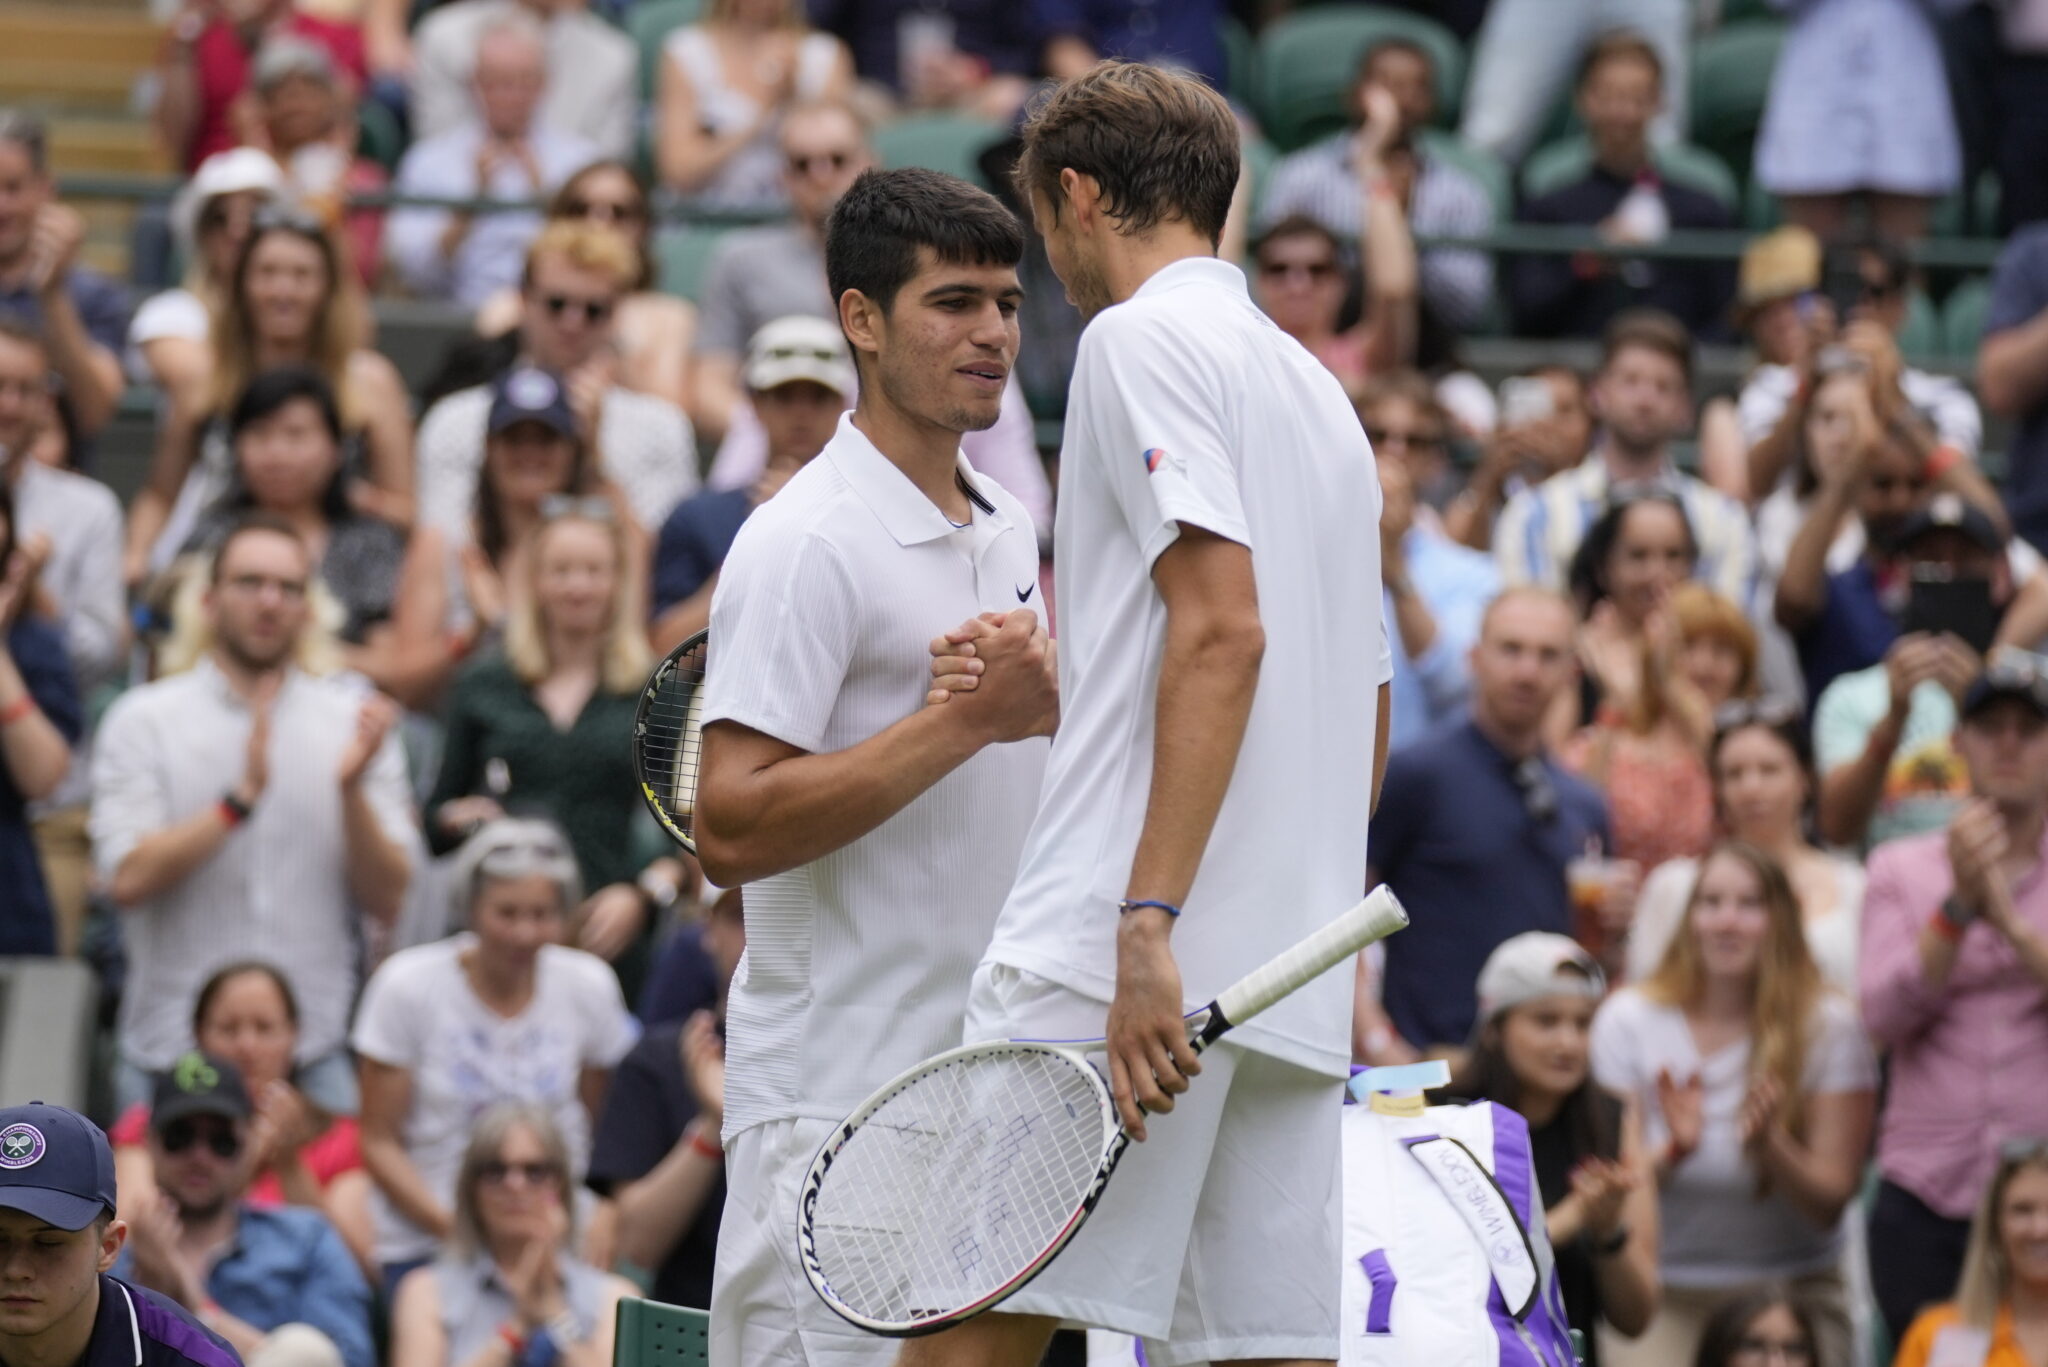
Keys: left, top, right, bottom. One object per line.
{"left": 809, "top": 1049, "right": 1107, "bottom": 1326}
{"left": 635, "top": 647, "right": 707, "bottom": 842}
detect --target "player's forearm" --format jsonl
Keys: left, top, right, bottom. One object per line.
{"left": 696, "top": 708, "right": 984, "bottom": 886}
{"left": 1124, "top": 613, "right": 1264, "bottom": 906}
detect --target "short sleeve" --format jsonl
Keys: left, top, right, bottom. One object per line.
{"left": 1802, "top": 993, "right": 1878, "bottom": 1095}
{"left": 349, "top": 951, "right": 429, "bottom": 1067}
{"left": 1588, "top": 990, "right": 1649, "bottom": 1097}
{"left": 701, "top": 517, "right": 858, "bottom": 753}
{"left": 1077, "top": 312, "right": 1248, "bottom": 568}
{"left": 1813, "top": 671, "right": 1880, "bottom": 774}
{"left": 567, "top": 952, "right": 640, "bottom": 1067}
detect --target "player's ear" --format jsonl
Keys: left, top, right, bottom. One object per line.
{"left": 837, "top": 287, "right": 884, "bottom": 372}
{"left": 96, "top": 1217, "right": 127, "bottom": 1271}
{"left": 1058, "top": 167, "right": 1102, "bottom": 228}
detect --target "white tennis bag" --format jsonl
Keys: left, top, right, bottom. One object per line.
{"left": 1340, "top": 1096, "right": 1576, "bottom": 1367}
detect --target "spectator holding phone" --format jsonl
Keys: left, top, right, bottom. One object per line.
{"left": 1860, "top": 656, "right": 2048, "bottom": 1342}
{"left": 1446, "top": 366, "right": 1595, "bottom": 552}
{"left": 1890, "top": 1139, "right": 2048, "bottom": 1367}
{"left": 1810, "top": 497, "right": 2034, "bottom": 850}
{"left": 1591, "top": 841, "right": 1876, "bottom": 1367}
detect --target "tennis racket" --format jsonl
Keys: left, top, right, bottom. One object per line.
{"left": 797, "top": 885, "right": 1410, "bottom": 1336}
{"left": 632, "top": 630, "right": 708, "bottom": 854}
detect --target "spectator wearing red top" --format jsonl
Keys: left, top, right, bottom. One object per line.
{"left": 111, "top": 961, "right": 373, "bottom": 1273}
{"left": 156, "top": 0, "right": 367, "bottom": 174}
{"left": 1859, "top": 652, "right": 2048, "bottom": 1342}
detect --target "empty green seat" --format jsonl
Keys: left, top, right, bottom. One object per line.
{"left": 1689, "top": 21, "right": 1786, "bottom": 185}
{"left": 628, "top": 0, "right": 704, "bottom": 101}
{"left": 1944, "top": 275, "right": 1993, "bottom": 360}
{"left": 613, "top": 1297, "right": 708, "bottom": 1367}
{"left": 873, "top": 113, "right": 1006, "bottom": 187}
{"left": 1416, "top": 128, "right": 1510, "bottom": 219}
{"left": 1520, "top": 135, "right": 1740, "bottom": 210}
{"left": 356, "top": 100, "right": 406, "bottom": 173}
{"left": 1897, "top": 287, "right": 1941, "bottom": 361}
{"left": 653, "top": 222, "right": 732, "bottom": 304}
{"left": 1252, "top": 6, "right": 1465, "bottom": 152}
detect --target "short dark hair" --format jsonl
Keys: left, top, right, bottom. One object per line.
{"left": 1250, "top": 213, "right": 1343, "bottom": 264}
{"left": 208, "top": 511, "right": 307, "bottom": 586}
{"left": 1577, "top": 29, "right": 1664, "bottom": 92}
{"left": 228, "top": 365, "right": 344, "bottom": 446}
{"left": 0, "top": 110, "right": 48, "bottom": 175}
{"left": 1015, "top": 60, "right": 1239, "bottom": 247}
{"left": 1568, "top": 487, "right": 1698, "bottom": 614}
{"left": 193, "top": 960, "right": 302, "bottom": 1037}
{"left": 824, "top": 166, "right": 1024, "bottom": 321}
{"left": 1601, "top": 308, "right": 1695, "bottom": 388}
{"left": 1692, "top": 1288, "right": 1818, "bottom": 1367}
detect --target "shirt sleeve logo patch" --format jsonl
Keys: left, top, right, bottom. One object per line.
{"left": 1143, "top": 447, "right": 1174, "bottom": 474}
{"left": 0, "top": 1124, "right": 46, "bottom": 1168}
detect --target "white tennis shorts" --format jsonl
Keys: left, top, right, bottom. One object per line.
{"left": 961, "top": 961, "right": 1344, "bottom": 1366}
{"left": 707, "top": 1117, "right": 902, "bottom": 1367}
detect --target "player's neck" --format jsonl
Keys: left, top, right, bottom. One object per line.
{"left": 1098, "top": 223, "right": 1217, "bottom": 308}
{"left": 0, "top": 1276, "right": 98, "bottom": 1367}
{"left": 849, "top": 403, "right": 972, "bottom": 523}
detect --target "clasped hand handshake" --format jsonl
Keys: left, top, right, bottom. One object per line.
{"left": 922, "top": 607, "right": 1059, "bottom": 742}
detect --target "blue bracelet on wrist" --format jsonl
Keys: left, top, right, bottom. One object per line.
{"left": 1118, "top": 899, "right": 1181, "bottom": 918}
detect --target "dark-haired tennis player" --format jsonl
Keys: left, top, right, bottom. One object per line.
{"left": 692, "top": 166, "right": 1057, "bottom": 1367}
{"left": 910, "top": 63, "right": 1392, "bottom": 1367}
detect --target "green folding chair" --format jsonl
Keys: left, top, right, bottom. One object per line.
{"left": 628, "top": 0, "right": 704, "bottom": 101}
{"left": 613, "top": 1297, "right": 709, "bottom": 1367}
{"left": 1519, "top": 135, "right": 1740, "bottom": 212}
{"left": 873, "top": 112, "right": 1006, "bottom": 187}
{"left": 1251, "top": 5, "right": 1466, "bottom": 152}
{"left": 1688, "top": 21, "right": 1786, "bottom": 186}
{"left": 1943, "top": 275, "right": 1993, "bottom": 361}
{"left": 653, "top": 222, "right": 732, "bottom": 304}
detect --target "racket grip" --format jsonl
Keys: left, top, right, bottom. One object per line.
{"left": 1203, "top": 887, "right": 1409, "bottom": 1040}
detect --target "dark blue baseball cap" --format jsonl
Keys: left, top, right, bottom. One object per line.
{"left": 486, "top": 366, "right": 578, "bottom": 440}
{"left": 0, "top": 1102, "right": 117, "bottom": 1230}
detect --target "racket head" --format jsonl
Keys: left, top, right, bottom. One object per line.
{"left": 798, "top": 1039, "right": 1122, "bottom": 1336}
{"left": 632, "top": 630, "right": 708, "bottom": 854}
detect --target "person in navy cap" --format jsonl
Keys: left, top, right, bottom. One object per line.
{"left": 0, "top": 1100, "right": 241, "bottom": 1367}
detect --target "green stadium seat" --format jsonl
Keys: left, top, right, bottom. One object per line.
{"left": 1221, "top": 14, "right": 1257, "bottom": 109}
{"left": 1721, "top": 0, "right": 1780, "bottom": 20}
{"left": 1519, "top": 136, "right": 1740, "bottom": 210}
{"left": 1943, "top": 275, "right": 1992, "bottom": 360}
{"left": 654, "top": 222, "right": 732, "bottom": 303}
{"left": 1241, "top": 132, "right": 1279, "bottom": 220}
{"left": 1688, "top": 21, "right": 1786, "bottom": 185}
{"left": 1416, "top": 128, "right": 1510, "bottom": 219}
{"left": 629, "top": 0, "right": 704, "bottom": 101}
{"left": 1252, "top": 6, "right": 1465, "bottom": 153}
{"left": 873, "top": 113, "right": 1006, "bottom": 187}
{"left": 1741, "top": 176, "right": 1782, "bottom": 232}
{"left": 356, "top": 101, "right": 406, "bottom": 174}
{"left": 1898, "top": 287, "right": 1941, "bottom": 361}
{"left": 613, "top": 1298, "right": 708, "bottom": 1367}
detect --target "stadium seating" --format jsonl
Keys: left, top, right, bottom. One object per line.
{"left": 629, "top": 0, "right": 705, "bottom": 100}
{"left": 654, "top": 222, "right": 732, "bottom": 303}
{"left": 1252, "top": 5, "right": 1465, "bottom": 152}
{"left": 1416, "top": 127, "right": 1511, "bottom": 219}
{"left": 1898, "top": 287, "right": 1942, "bottom": 361}
{"left": 874, "top": 112, "right": 1006, "bottom": 188}
{"left": 1944, "top": 274, "right": 1992, "bottom": 360}
{"left": 613, "top": 1298, "right": 709, "bottom": 1367}
{"left": 1519, "top": 135, "right": 1741, "bottom": 211}
{"left": 1688, "top": 21, "right": 1786, "bottom": 186}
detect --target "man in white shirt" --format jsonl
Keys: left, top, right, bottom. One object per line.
{"left": 409, "top": 0, "right": 634, "bottom": 159}
{"left": 386, "top": 16, "right": 597, "bottom": 308}
{"left": 692, "top": 166, "right": 1058, "bottom": 1367}
{"left": 413, "top": 220, "right": 696, "bottom": 534}
{"left": 90, "top": 514, "right": 416, "bottom": 1115}
{"left": 909, "top": 62, "right": 1390, "bottom": 1367}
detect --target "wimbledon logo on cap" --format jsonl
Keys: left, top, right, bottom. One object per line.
{"left": 0, "top": 1123, "right": 46, "bottom": 1169}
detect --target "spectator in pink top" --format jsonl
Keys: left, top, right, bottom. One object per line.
{"left": 155, "top": 0, "right": 367, "bottom": 174}
{"left": 1860, "top": 649, "right": 2048, "bottom": 1343}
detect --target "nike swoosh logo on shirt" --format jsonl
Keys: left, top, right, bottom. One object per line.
{"left": 1015, "top": 581, "right": 1035, "bottom": 603}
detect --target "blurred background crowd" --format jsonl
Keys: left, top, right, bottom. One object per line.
{"left": 3, "top": 1, "right": 2048, "bottom": 1366}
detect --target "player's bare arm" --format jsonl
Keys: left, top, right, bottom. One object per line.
{"left": 695, "top": 611, "right": 1056, "bottom": 886}
{"left": 1106, "top": 526, "right": 1264, "bottom": 1139}
{"left": 1373, "top": 681, "right": 1391, "bottom": 813}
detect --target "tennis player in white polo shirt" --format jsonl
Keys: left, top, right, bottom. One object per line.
{"left": 692, "top": 167, "right": 1059, "bottom": 1367}
{"left": 909, "top": 63, "right": 1393, "bottom": 1367}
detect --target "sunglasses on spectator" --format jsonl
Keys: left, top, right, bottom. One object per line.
{"left": 541, "top": 295, "right": 614, "bottom": 324}
{"left": 158, "top": 1120, "right": 241, "bottom": 1159}
{"left": 787, "top": 151, "right": 854, "bottom": 176}
{"left": 1510, "top": 756, "right": 1558, "bottom": 825}
{"left": 564, "top": 198, "right": 645, "bottom": 224}
{"left": 479, "top": 1161, "right": 560, "bottom": 1187}
{"left": 1258, "top": 259, "right": 1338, "bottom": 282}
{"left": 1365, "top": 426, "right": 1446, "bottom": 454}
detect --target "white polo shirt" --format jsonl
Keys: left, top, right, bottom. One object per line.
{"left": 702, "top": 412, "right": 1050, "bottom": 1139}
{"left": 982, "top": 256, "right": 1392, "bottom": 1078}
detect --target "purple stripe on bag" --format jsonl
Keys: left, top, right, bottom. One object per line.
{"left": 1360, "top": 1249, "right": 1397, "bottom": 1334}
{"left": 1490, "top": 1108, "right": 1577, "bottom": 1367}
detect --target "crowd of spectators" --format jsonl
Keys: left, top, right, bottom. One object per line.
{"left": 4, "top": 2, "right": 2048, "bottom": 1365}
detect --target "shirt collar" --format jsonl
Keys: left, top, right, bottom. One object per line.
{"left": 1129, "top": 255, "right": 1248, "bottom": 304}
{"left": 191, "top": 656, "right": 300, "bottom": 708}
{"left": 85, "top": 1277, "right": 143, "bottom": 1367}
{"left": 1577, "top": 450, "right": 1682, "bottom": 495}
{"left": 824, "top": 412, "right": 1011, "bottom": 547}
